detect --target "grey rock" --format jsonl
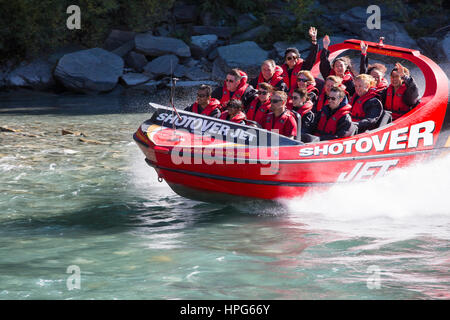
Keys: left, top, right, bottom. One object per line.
{"left": 112, "top": 40, "right": 135, "bottom": 57}
{"left": 273, "top": 40, "right": 311, "bottom": 59}
{"left": 418, "top": 37, "right": 446, "bottom": 61}
{"left": 125, "top": 51, "right": 148, "bottom": 72}
{"left": 143, "top": 55, "right": 179, "bottom": 77}
{"left": 216, "top": 41, "right": 269, "bottom": 74}
{"left": 192, "top": 26, "right": 233, "bottom": 39}
{"left": 232, "top": 25, "right": 271, "bottom": 43}
{"left": 120, "top": 73, "right": 151, "bottom": 87}
{"left": 135, "top": 34, "right": 190, "bottom": 57}
{"left": 440, "top": 33, "right": 450, "bottom": 62}
{"left": 190, "top": 34, "right": 218, "bottom": 58}
{"left": 185, "top": 66, "right": 211, "bottom": 81}
{"left": 104, "top": 30, "right": 136, "bottom": 51}
{"left": 173, "top": 3, "right": 198, "bottom": 23}
{"left": 174, "top": 64, "right": 187, "bottom": 78}
{"left": 208, "top": 47, "right": 219, "bottom": 61}
{"left": 432, "top": 25, "right": 450, "bottom": 38}
{"left": 130, "top": 80, "right": 162, "bottom": 94}
{"left": 54, "top": 48, "right": 124, "bottom": 93}
{"left": 338, "top": 6, "right": 370, "bottom": 33}
{"left": 237, "top": 13, "right": 258, "bottom": 31}
{"left": 166, "top": 80, "right": 217, "bottom": 88}
{"left": 211, "top": 58, "right": 227, "bottom": 81}
{"left": 156, "top": 25, "right": 170, "bottom": 37}
{"left": 6, "top": 59, "right": 55, "bottom": 90}
{"left": 360, "top": 21, "right": 418, "bottom": 49}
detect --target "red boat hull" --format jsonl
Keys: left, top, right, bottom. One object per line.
{"left": 134, "top": 39, "right": 450, "bottom": 202}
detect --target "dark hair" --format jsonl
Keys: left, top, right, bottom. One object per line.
{"left": 367, "top": 63, "right": 387, "bottom": 75}
{"left": 227, "top": 68, "right": 243, "bottom": 81}
{"left": 227, "top": 99, "right": 243, "bottom": 110}
{"left": 198, "top": 84, "right": 212, "bottom": 97}
{"left": 329, "top": 86, "right": 345, "bottom": 99}
{"left": 284, "top": 47, "right": 300, "bottom": 60}
{"left": 332, "top": 56, "right": 355, "bottom": 75}
{"left": 293, "top": 88, "right": 308, "bottom": 100}
{"left": 257, "top": 82, "right": 274, "bottom": 92}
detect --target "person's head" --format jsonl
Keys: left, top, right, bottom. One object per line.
{"left": 328, "top": 86, "right": 345, "bottom": 110}
{"left": 332, "top": 56, "right": 351, "bottom": 77}
{"left": 226, "top": 99, "right": 243, "bottom": 117}
{"left": 196, "top": 84, "right": 212, "bottom": 106}
{"left": 225, "top": 69, "right": 243, "bottom": 92}
{"left": 354, "top": 74, "right": 375, "bottom": 97}
{"left": 292, "top": 88, "right": 308, "bottom": 107}
{"left": 270, "top": 90, "right": 288, "bottom": 115}
{"left": 296, "top": 70, "right": 315, "bottom": 89}
{"left": 284, "top": 48, "right": 300, "bottom": 69}
{"left": 261, "top": 60, "right": 276, "bottom": 80}
{"left": 325, "top": 75, "right": 342, "bottom": 95}
{"left": 257, "top": 82, "right": 273, "bottom": 102}
{"left": 390, "top": 66, "right": 409, "bottom": 88}
{"left": 367, "top": 63, "right": 387, "bottom": 85}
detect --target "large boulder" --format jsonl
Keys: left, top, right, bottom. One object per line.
{"left": 417, "top": 36, "right": 447, "bottom": 62}
{"left": 120, "top": 73, "right": 151, "bottom": 87}
{"left": 231, "top": 26, "right": 271, "bottom": 44}
{"left": 192, "top": 26, "right": 233, "bottom": 39}
{"left": 215, "top": 41, "right": 269, "bottom": 77}
{"left": 6, "top": 59, "right": 55, "bottom": 90}
{"left": 125, "top": 51, "right": 148, "bottom": 72}
{"left": 54, "top": 48, "right": 124, "bottom": 93}
{"left": 440, "top": 32, "right": 450, "bottom": 62}
{"left": 190, "top": 34, "right": 218, "bottom": 58}
{"left": 273, "top": 40, "right": 312, "bottom": 60}
{"left": 135, "top": 34, "right": 190, "bottom": 57}
{"left": 185, "top": 66, "right": 210, "bottom": 81}
{"left": 338, "top": 6, "right": 397, "bottom": 35}
{"left": 143, "top": 54, "right": 179, "bottom": 78}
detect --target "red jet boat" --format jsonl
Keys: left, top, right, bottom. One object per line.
{"left": 133, "top": 39, "right": 450, "bottom": 202}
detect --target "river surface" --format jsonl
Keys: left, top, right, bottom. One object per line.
{"left": 0, "top": 89, "right": 449, "bottom": 300}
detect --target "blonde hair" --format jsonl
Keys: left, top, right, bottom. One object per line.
{"left": 326, "top": 75, "right": 342, "bottom": 85}
{"left": 258, "top": 82, "right": 274, "bottom": 92}
{"left": 298, "top": 70, "right": 315, "bottom": 83}
{"left": 355, "top": 74, "right": 376, "bottom": 87}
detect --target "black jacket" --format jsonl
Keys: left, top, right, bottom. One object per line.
{"left": 320, "top": 48, "right": 355, "bottom": 97}
{"left": 352, "top": 95, "right": 383, "bottom": 133}
{"left": 184, "top": 104, "right": 221, "bottom": 118}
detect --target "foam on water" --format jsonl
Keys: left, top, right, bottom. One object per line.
{"left": 283, "top": 153, "right": 450, "bottom": 239}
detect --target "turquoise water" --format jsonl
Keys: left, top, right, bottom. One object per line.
{"left": 0, "top": 93, "right": 449, "bottom": 300}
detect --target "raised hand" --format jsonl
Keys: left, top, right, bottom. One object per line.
{"left": 395, "top": 62, "right": 405, "bottom": 77}
{"left": 323, "top": 35, "right": 330, "bottom": 50}
{"left": 309, "top": 26, "right": 317, "bottom": 42}
{"left": 360, "top": 41, "right": 368, "bottom": 54}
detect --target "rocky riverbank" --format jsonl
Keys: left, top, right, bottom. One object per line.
{"left": 0, "top": 1, "right": 449, "bottom": 97}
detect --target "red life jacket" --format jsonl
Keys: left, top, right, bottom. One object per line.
{"left": 220, "top": 110, "right": 247, "bottom": 124}
{"left": 330, "top": 70, "right": 354, "bottom": 90}
{"left": 385, "top": 84, "right": 410, "bottom": 120}
{"left": 282, "top": 60, "right": 304, "bottom": 95}
{"left": 376, "top": 78, "right": 389, "bottom": 92}
{"left": 315, "top": 90, "right": 328, "bottom": 113}
{"left": 257, "top": 65, "right": 284, "bottom": 87}
{"left": 306, "top": 84, "right": 319, "bottom": 96}
{"left": 294, "top": 100, "right": 314, "bottom": 117}
{"left": 246, "top": 97, "right": 271, "bottom": 125}
{"left": 264, "top": 110, "right": 297, "bottom": 137}
{"left": 350, "top": 90, "right": 378, "bottom": 121}
{"left": 191, "top": 98, "right": 221, "bottom": 116}
{"left": 316, "top": 104, "right": 352, "bottom": 135}
{"left": 220, "top": 70, "right": 249, "bottom": 108}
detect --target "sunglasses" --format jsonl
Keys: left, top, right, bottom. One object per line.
{"left": 258, "top": 90, "right": 269, "bottom": 95}
{"left": 197, "top": 94, "right": 208, "bottom": 98}
{"left": 286, "top": 56, "right": 298, "bottom": 61}
{"left": 225, "top": 79, "right": 235, "bottom": 83}
{"left": 292, "top": 96, "right": 300, "bottom": 100}
{"left": 328, "top": 96, "right": 339, "bottom": 101}
{"left": 228, "top": 105, "right": 239, "bottom": 109}
{"left": 271, "top": 98, "right": 283, "bottom": 104}
{"left": 297, "top": 78, "right": 307, "bottom": 82}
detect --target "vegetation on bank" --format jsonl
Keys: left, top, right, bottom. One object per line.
{"left": 0, "top": 0, "right": 448, "bottom": 63}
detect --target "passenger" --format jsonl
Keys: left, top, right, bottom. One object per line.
{"left": 292, "top": 88, "right": 315, "bottom": 134}
{"left": 296, "top": 70, "right": 319, "bottom": 104}
{"left": 184, "top": 84, "right": 221, "bottom": 118}
{"left": 281, "top": 26, "right": 319, "bottom": 95}
{"left": 312, "top": 86, "right": 355, "bottom": 141}
{"left": 250, "top": 60, "right": 287, "bottom": 92}
{"left": 379, "top": 62, "right": 420, "bottom": 120}
{"left": 315, "top": 75, "right": 347, "bottom": 114}
{"left": 350, "top": 74, "right": 383, "bottom": 133}
{"left": 219, "top": 99, "right": 247, "bottom": 125}
{"left": 246, "top": 82, "right": 273, "bottom": 127}
{"left": 320, "top": 35, "right": 355, "bottom": 96}
{"left": 360, "top": 41, "right": 388, "bottom": 94}
{"left": 263, "top": 91, "right": 298, "bottom": 139}
{"left": 211, "top": 68, "right": 257, "bottom": 109}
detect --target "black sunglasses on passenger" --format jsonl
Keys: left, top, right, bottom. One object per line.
{"left": 271, "top": 98, "right": 282, "bottom": 104}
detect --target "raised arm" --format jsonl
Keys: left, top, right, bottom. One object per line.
{"left": 301, "top": 27, "right": 319, "bottom": 71}
{"left": 319, "top": 35, "right": 332, "bottom": 79}
{"left": 360, "top": 41, "right": 369, "bottom": 75}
